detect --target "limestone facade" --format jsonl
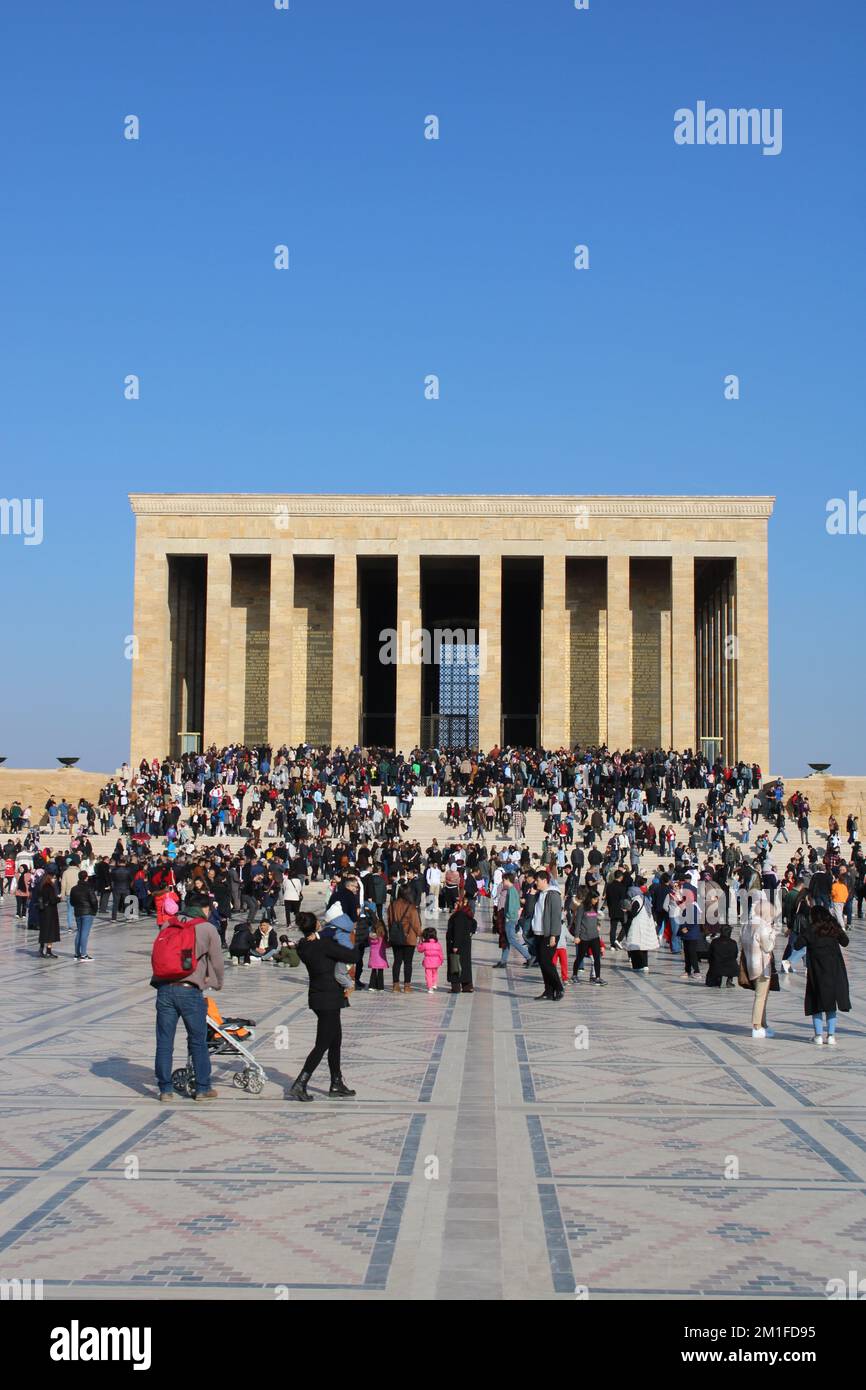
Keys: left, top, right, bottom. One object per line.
{"left": 128, "top": 494, "right": 774, "bottom": 765}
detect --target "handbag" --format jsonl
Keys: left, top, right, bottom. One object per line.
{"left": 447, "top": 950, "right": 462, "bottom": 981}
{"left": 737, "top": 952, "right": 752, "bottom": 989}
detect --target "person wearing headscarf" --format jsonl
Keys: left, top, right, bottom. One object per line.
{"left": 38, "top": 869, "right": 61, "bottom": 959}
{"left": 622, "top": 880, "right": 659, "bottom": 973}
{"left": 445, "top": 894, "right": 477, "bottom": 993}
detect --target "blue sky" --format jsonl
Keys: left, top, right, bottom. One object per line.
{"left": 1, "top": 0, "right": 863, "bottom": 775}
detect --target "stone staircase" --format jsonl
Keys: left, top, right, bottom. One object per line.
{"left": 25, "top": 784, "right": 814, "bottom": 871}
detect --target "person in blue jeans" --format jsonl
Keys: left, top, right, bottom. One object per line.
{"left": 152, "top": 901, "right": 225, "bottom": 1101}
{"left": 69, "top": 872, "right": 99, "bottom": 961}
{"left": 493, "top": 872, "right": 530, "bottom": 966}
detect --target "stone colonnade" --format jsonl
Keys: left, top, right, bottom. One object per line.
{"left": 129, "top": 495, "right": 773, "bottom": 767}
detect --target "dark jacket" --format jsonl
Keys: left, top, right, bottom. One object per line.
{"left": 70, "top": 882, "right": 99, "bottom": 917}
{"left": 446, "top": 907, "right": 476, "bottom": 954}
{"left": 38, "top": 878, "right": 61, "bottom": 944}
{"left": 229, "top": 923, "right": 254, "bottom": 955}
{"left": 296, "top": 934, "right": 358, "bottom": 1012}
{"left": 110, "top": 864, "right": 133, "bottom": 895}
{"left": 705, "top": 934, "right": 738, "bottom": 985}
{"left": 803, "top": 923, "right": 851, "bottom": 1015}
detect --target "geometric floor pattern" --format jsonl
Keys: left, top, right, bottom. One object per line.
{"left": 1, "top": 888, "right": 864, "bottom": 1299}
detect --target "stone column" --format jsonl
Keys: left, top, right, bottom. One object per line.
{"left": 606, "top": 554, "right": 632, "bottom": 750}
{"left": 478, "top": 553, "right": 502, "bottom": 751}
{"left": 541, "top": 554, "right": 568, "bottom": 749}
{"left": 331, "top": 553, "right": 360, "bottom": 749}
{"left": 130, "top": 545, "right": 170, "bottom": 763}
{"left": 395, "top": 552, "right": 422, "bottom": 754}
{"left": 203, "top": 551, "right": 233, "bottom": 749}
{"left": 267, "top": 552, "right": 294, "bottom": 749}
{"left": 735, "top": 552, "right": 769, "bottom": 770}
{"left": 670, "top": 555, "right": 696, "bottom": 752}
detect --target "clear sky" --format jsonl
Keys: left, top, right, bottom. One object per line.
{"left": 1, "top": 0, "right": 863, "bottom": 775}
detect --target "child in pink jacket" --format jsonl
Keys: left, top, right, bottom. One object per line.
{"left": 368, "top": 921, "right": 388, "bottom": 992}
{"left": 417, "top": 927, "right": 444, "bottom": 992}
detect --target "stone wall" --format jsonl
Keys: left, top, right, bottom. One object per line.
{"left": 781, "top": 776, "right": 866, "bottom": 828}
{"left": 567, "top": 558, "right": 606, "bottom": 745}
{"left": 0, "top": 770, "right": 110, "bottom": 818}
{"left": 228, "top": 558, "right": 270, "bottom": 746}
{"left": 631, "top": 558, "right": 671, "bottom": 749}
{"left": 293, "top": 558, "right": 333, "bottom": 743}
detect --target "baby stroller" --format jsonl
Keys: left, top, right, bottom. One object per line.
{"left": 172, "top": 996, "right": 266, "bottom": 1097}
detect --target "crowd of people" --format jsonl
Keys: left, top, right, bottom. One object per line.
{"left": 1, "top": 741, "right": 858, "bottom": 1097}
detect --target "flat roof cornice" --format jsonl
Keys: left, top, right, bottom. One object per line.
{"left": 129, "top": 494, "right": 775, "bottom": 519}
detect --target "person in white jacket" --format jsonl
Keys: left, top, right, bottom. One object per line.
{"left": 623, "top": 882, "right": 659, "bottom": 973}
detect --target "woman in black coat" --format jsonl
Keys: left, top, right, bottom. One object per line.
{"left": 290, "top": 911, "right": 358, "bottom": 1101}
{"left": 446, "top": 896, "right": 476, "bottom": 994}
{"left": 802, "top": 906, "right": 850, "bottom": 1045}
{"left": 38, "top": 871, "right": 61, "bottom": 958}
{"left": 705, "top": 925, "right": 738, "bottom": 987}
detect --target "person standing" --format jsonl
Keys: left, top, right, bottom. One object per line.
{"left": 802, "top": 906, "right": 851, "bottom": 1046}
{"left": 387, "top": 884, "right": 421, "bottom": 992}
{"left": 623, "top": 880, "right": 659, "bottom": 973}
{"left": 38, "top": 870, "right": 61, "bottom": 959}
{"left": 445, "top": 894, "right": 476, "bottom": 993}
{"left": 70, "top": 871, "right": 99, "bottom": 961}
{"left": 740, "top": 901, "right": 779, "bottom": 1040}
{"left": 151, "top": 897, "right": 224, "bottom": 1100}
{"left": 60, "top": 857, "right": 79, "bottom": 933}
{"left": 290, "top": 911, "right": 358, "bottom": 1100}
{"left": 531, "top": 869, "right": 563, "bottom": 1001}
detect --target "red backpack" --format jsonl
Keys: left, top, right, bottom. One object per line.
{"left": 151, "top": 918, "right": 202, "bottom": 983}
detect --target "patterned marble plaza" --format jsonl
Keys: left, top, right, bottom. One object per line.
{"left": 1, "top": 886, "right": 864, "bottom": 1301}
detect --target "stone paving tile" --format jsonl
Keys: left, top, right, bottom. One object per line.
{"left": 1, "top": 889, "right": 865, "bottom": 1299}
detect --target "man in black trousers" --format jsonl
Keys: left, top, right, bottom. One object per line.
{"left": 531, "top": 870, "right": 564, "bottom": 1001}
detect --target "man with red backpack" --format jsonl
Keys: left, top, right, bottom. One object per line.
{"left": 151, "top": 897, "right": 224, "bottom": 1102}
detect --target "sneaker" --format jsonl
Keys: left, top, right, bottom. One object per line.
{"left": 826, "top": 1036, "right": 837, "bottom": 1046}
{"left": 428, "top": 988, "right": 435, "bottom": 994}
{"left": 194, "top": 1089, "right": 219, "bottom": 1101}
{"left": 79, "top": 955, "right": 93, "bottom": 962}
{"left": 591, "top": 977, "right": 607, "bottom": 986}
{"left": 813, "top": 1035, "right": 825, "bottom": 1046}
{"left": 751, "top": 1027, "right": 766, "bottom": 1039}
{"left": 781, "top": 960, "right": 792, "bottom": 974}
{"left": 680, "top": 971, "right": 691, "bottom": 979}
{"left": 158, "top": 1091, "right": 175, "bottom": 1103}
